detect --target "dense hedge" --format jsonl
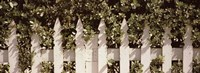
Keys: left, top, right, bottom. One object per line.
{"left": 1, "top": 0, "right": 199, "bottom": 49}
{"left": 0, "top": 0, "right": 200, "bottom": 72}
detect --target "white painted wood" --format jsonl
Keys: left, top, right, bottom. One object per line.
{"left": 141, "top": 25, "right": 151, "bottom": 73}
{"left": 162, "top": 27, "right": 172, "bottom": 73}
{"left": 8, "top": 21, "right": 20, "bottom": 73}
{"left": 0, "top": 50, "right": 8, "bottom": 63}
{"left": 183, "top": 25, "right": 193, "bottom": 73}
{"left": 86, "top": 35, "right": 98, "bottom": 61}
{"left": 41, "top": 49, "right": 54, "bottom": 62}
{"left": 98, "top": 19, "right": 108, "bottom": 73}
{"left": 85, "top": 35, "right": 98, "bottom": 73}
{"left": 193, "top": 48, "right": 200, "bottom": 57}
{"left": 129, "top": 48, "right": 141, "bottom": 60}
{"left": 75, "top": 19, "right": 86, "bottom": 73}
{"left": 107, "top": 48, "right": 184, "bottom": 61}
{"left": 120, "top": 19, "right": 129, "bottom": 73}
{"left": 151, "top": 48, "right": 162, "bottom": 59}
{"left": 172, "top": 48, "right": 183, "bottom": 60}
{"left": 2, "top": 48, "right": 200, "bottom": 62}
{"left": 31, "top": 34, "right": 41, "bottom": 73}
{"left": 64, "top": 50, "right": 75, "bottom": 61}
{"left": 107, "top": 48, "right": 120, "bottom": 61}
{"left": 53, "top": 18, "right": 63, "bottom": 73}
{"left": 39, "top": 48, "right": 200, "bottom": 61}
{"left": 86, "top": 61, "right": 98, "bottom": 73}
{"left": 92, "top": 35, "right": 98, "bottom": 62}
{"left": 0, "top": 50, "right": 4, "bottom": 63}
{"left": 86, "top": 62, "right": 98, "bottom": 73}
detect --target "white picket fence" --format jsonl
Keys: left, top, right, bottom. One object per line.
{"left": 0, "top": 18, "right": 200, "bottom": 73}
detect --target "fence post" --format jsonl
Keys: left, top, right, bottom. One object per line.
{"left": 53, "top": 18, "right": 63, "bottom": 73}
{"left": 31, "top": 33, "right": 41, "bottom": 73}
{"left": 98, "top": 19, "right": 107, "bottom": 73}
{"left": 141, "top": 25, "right": 151, "bottom": 73}
{"left": 120, "top": 19, "right": 129, "bottom": 73}
{"left": 162, "top": 27, "right": 172, "bottom": 73}
{"left": 8, "top": 21, "right": 20, "bottom": 73}
{"left": 183, "top": 25, "right": 193, "bottom": 73}
{"left": 75, "top": 19, "right": 86, "bottom": 73}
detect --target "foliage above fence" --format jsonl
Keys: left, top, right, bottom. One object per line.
{"left": 0, "top": 0, "right": 200, "bottom": 49}
{"left": 0, "top": 0, "right": 200, "bottom": 72}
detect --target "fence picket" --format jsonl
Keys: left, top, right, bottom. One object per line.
{"left": 162, "top": 27, "right": 172, "bottom": 73}
{"left": 120, "top": 19, "right": 129, "bottom": 73}
{"left": 183, "top": 25, "right": 193, "bottom": 73}
{"left": 141, "top": 25, "right": 151, "bottom": 73}
{"left": 98, "top": 19, "right": 107, "bottom": 73}
{"left": 75, "top": 19, "right": 86, "bottom": 73}
{"left": 8, "top": 21, "right": 20, "bottom": 73}
{"left": 31, "top": 34, "right": 41, "bottom": 73}
{"left": 85, "top": 35, "right": 98, "bottom": 73}
{"left": 0, "top": 19, "right": 200, "bottom": 73}
{"left": 53, "top": 18, "right": 63, "bottom": 73}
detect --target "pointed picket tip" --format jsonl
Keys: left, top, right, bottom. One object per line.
{"left": 54, "top": 18, "right": 61, "bottom": 31}
{"left": 184, "top": 25, "right": 192, "bottom": 40}
{"left": 98, "top": 19, "right": 106, "bottom": 31}
{"left": 121, "top": 18, "right": 128, "bottom": 31}
{"left": 75, "top": 18, "right": 84, "bottom": 41}
{"left": 76, "top": 18, "right": 83, "bottom": 31}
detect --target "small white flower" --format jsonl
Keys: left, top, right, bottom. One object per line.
{"left": 9, "top": 2, "right": 18, "bottom": 8}
{"left": 39, "top": 8, "right": 42, "bottom": 11}
{"left": 29, "top": 21, "right": 34, "bottom": 24}
{"left": 9, "top": 2, "right": 14, "bottom": 8}
{"left": 108, "top": 62, "right": 112, "bottom": 66}
{"left": 4, "top": 21, "right": 8, "bottom": 24}
{"left": 0, "top": 5, "right": 2, "bottom": 9}
{"left": 72, "top": 32, "right": 75, "bottom": 35}
{"left": 40, "top": 12, "right": 44, "bottom": 17}
{"left": 42, "top": 47, "right": 46, "bottom": 50}
{"left": 150, "top": 34, "right": 152, "bottom": 37}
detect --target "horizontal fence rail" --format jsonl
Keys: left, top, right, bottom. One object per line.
{"left": 0, "top": 18, "right": 199, "bottom": 73}
{"left": 1, "top": 48, "right": 200, "bottom": 62}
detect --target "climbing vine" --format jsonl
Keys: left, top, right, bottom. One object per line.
{"left": 128, "top": 14, "right": 145, "bottom": 48}
{"left": 0, "top": 1, "right": 12, "bottom": 50}
{"left": 17, "top": 22, "right": 33, "bottom": 72}
{"left": 191, "top": 11, "right": 200, "bottom": 48}
{"left": 0, "top": 14, "right": 9, "bottom": 50}
{"left": 60, "top": 0, "right": 76, "bottom": 50}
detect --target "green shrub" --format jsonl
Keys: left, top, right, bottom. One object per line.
{"left": 41, "top": 61, "right": 54, "bottom": 73}
{"left": 150, "top": 56, "right": 164, "bottom": 73}
{"left": 171, "top": 60, "right": 183, "bottom": 73}
{"left": 62, "top": 61, "right": 75, "bottom": 73}
{"left": 108, "top": 59, "right": 119, "bottom": 73}
{"left": 0, "top": 63, "right": 9, "bottom": 73}
{"left": 193, "top": 57, "right": 200, "bottom": 73}
{"left": 130, "top": 60, "right": 143, "bottom": 73}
